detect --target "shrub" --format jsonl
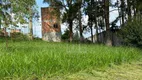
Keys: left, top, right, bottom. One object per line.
{"left": 61, "top": 29, "right": 70, "bottom": 40}
{"left": 120, "top": 17, "right": 142, "bottom": 47}
{"left": 0, "top": 29, "right": 4, "bottom": 37}
{"left": 33, "top": 37, "right": 42, "bottom": 40}
{"left": 11, "top": 32, "right": 29, "bottom": 41}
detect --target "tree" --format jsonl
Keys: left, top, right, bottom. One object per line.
{"left": 104, "top": 0, "right": 112, "bottom": 46}
{"left": 85, "top": 0, "right": 99, "bottom": 43}
{"left": 78, "top": 0, "right": 83, "bottom": 42}
{"left": 85, "top": 0, "right": 107, "bottom": 43}
{"left": 0, "top": 0, "right": 11, "bottom": 48}
{"left": 61, "top": 29, "right": 70, "bottom": 41}
{"left": 10, "top": 0, "right": 37, "bottom": 40}
{"left": 127, "top": 0, "right": 132, "bottom": 20}
{"left": 120, "top": 0, "right": 125, "bottom": 25}
{"left": 120, "top": 16, "right": 142, "bottom": 47}
{"left": 86, "top": 0, "right": 94, "bottom": 43}
{"left": 0, "top": 0, "right": 37, "bottom": 48}
{"left": 0, "top": 0, "right": 2, "bottom": 29}
{"left": 115, "top": 0, "right": 142, "bottom": 47}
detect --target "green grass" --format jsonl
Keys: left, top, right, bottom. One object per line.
{"left": 0, "top": 40, "right": 141, "bottom": 79}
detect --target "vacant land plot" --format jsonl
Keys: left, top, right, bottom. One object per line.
{"left": 0, "top": 40, "right": 141, "bottom": 79}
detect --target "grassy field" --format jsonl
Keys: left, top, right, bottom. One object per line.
{"left": 49, "top": 61, "right": 142, "bottom": 80}
{"left": 0, "top": 39, "right": 142, "bottom": 79}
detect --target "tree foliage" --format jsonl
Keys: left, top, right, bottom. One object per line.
{"left": 120, "top": 17, "right": 142, "bottom": 47}
{"left": 61, "top": 29, "right": 70, "bottom": 40}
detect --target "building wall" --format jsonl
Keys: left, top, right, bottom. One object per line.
{"left": 41, "top": 7, "right": 61, "bottom": 42}
{"left": 0, "top": 23, "right": 29, "bottom": 37}
{"left": 87, "top": 30, "right": 122, "bottom": 46}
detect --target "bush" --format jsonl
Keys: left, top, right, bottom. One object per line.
{"left": 120, "top": 18, "right": 142, "bottom": 47}
{"left": 0, "top": 30, "right": 4, "bottom": 37}
{"left": 33, "top": 37, "right": 42, "bottom": 40}
{"left": 11, "top": 32, "right": 29, "bottom": 41}
{"left": 61, "top": 29, "right": 70, "bottom": 40}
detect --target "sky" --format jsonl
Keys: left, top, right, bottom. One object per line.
{"left": 32, "top": 0, "right": 48, "bottom": 38}
{"left": 36, "top": 0, "right": 48, "bottom": 14}
{"left": 33, "top": 0, "right": 119, "bottom": 38}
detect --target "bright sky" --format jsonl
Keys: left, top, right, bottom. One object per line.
{"left": 33, "top": 0, "right": 48, "bottom": 38}
{"left": 36, "top": 0, "right": 48, "bottom": 15}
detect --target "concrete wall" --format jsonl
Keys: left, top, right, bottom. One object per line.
{"left": 87, "top": 30, "right": 122, "bottom": 46}
{"left": 42, "top": 32, "right": 61, "bottom": 42}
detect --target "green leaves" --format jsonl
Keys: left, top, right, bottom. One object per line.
{"left": 0, "top": 0, "right": 37, "bottom": 28}
{"left": 120, "top": 16, "right": 142, "bottom": 47}
{"left": 11, "top": 0, "right": 37, "bottom": 20}
{"left": 0, "top": 0, "right": 11, "bottom": 27}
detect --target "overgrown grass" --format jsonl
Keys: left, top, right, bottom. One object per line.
{"left": 0, "top": 40, "right": 141, "bottom": 79}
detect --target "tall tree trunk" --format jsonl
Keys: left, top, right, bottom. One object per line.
{"left": 127, "top": 0, "right": 132, "bottom": 20}
{"left": 29, "top": 16, "right": 33, "bottom": 40}
{"left": 95, "top": 16, "right": 99, "bottom": 43}
{"left": 90, "top": 0, "right": 93, "bottom": 43}
{"left": 117, "top": 0, "right": 122, "bottom": 26}
{"left": 0, "top": 20, "right": 1, "bottom": 30}
{"left": 95, "top": 0, "right": 99, "bottom": 43}
{"left": 29, "top": 7, "right": 33, "bottom": 40}
{"left": 104, "top": 0, "right": 112, "bottom": 46}
{"left": 96, "top": 23, "right": 99, "bottom": 43}
{"left": 69, "top": 20, "right": 73, "bottom": 42}
{"left": 120, "top": 0, "right": 125, "bottom": 25}
{"left": 79, "top": 9, "right": 83, "bottom": 42}
{"left": 4, "top": 27, "right": 8, "bottom": 48}
{"left": 90, "top": 21, "right": 93, "bottom": 43}
{"left": 133, "top": 7, "right": 136, "bottom": 17}
{"left": 133, "top": 0, "right": 137, "bottom": 17}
